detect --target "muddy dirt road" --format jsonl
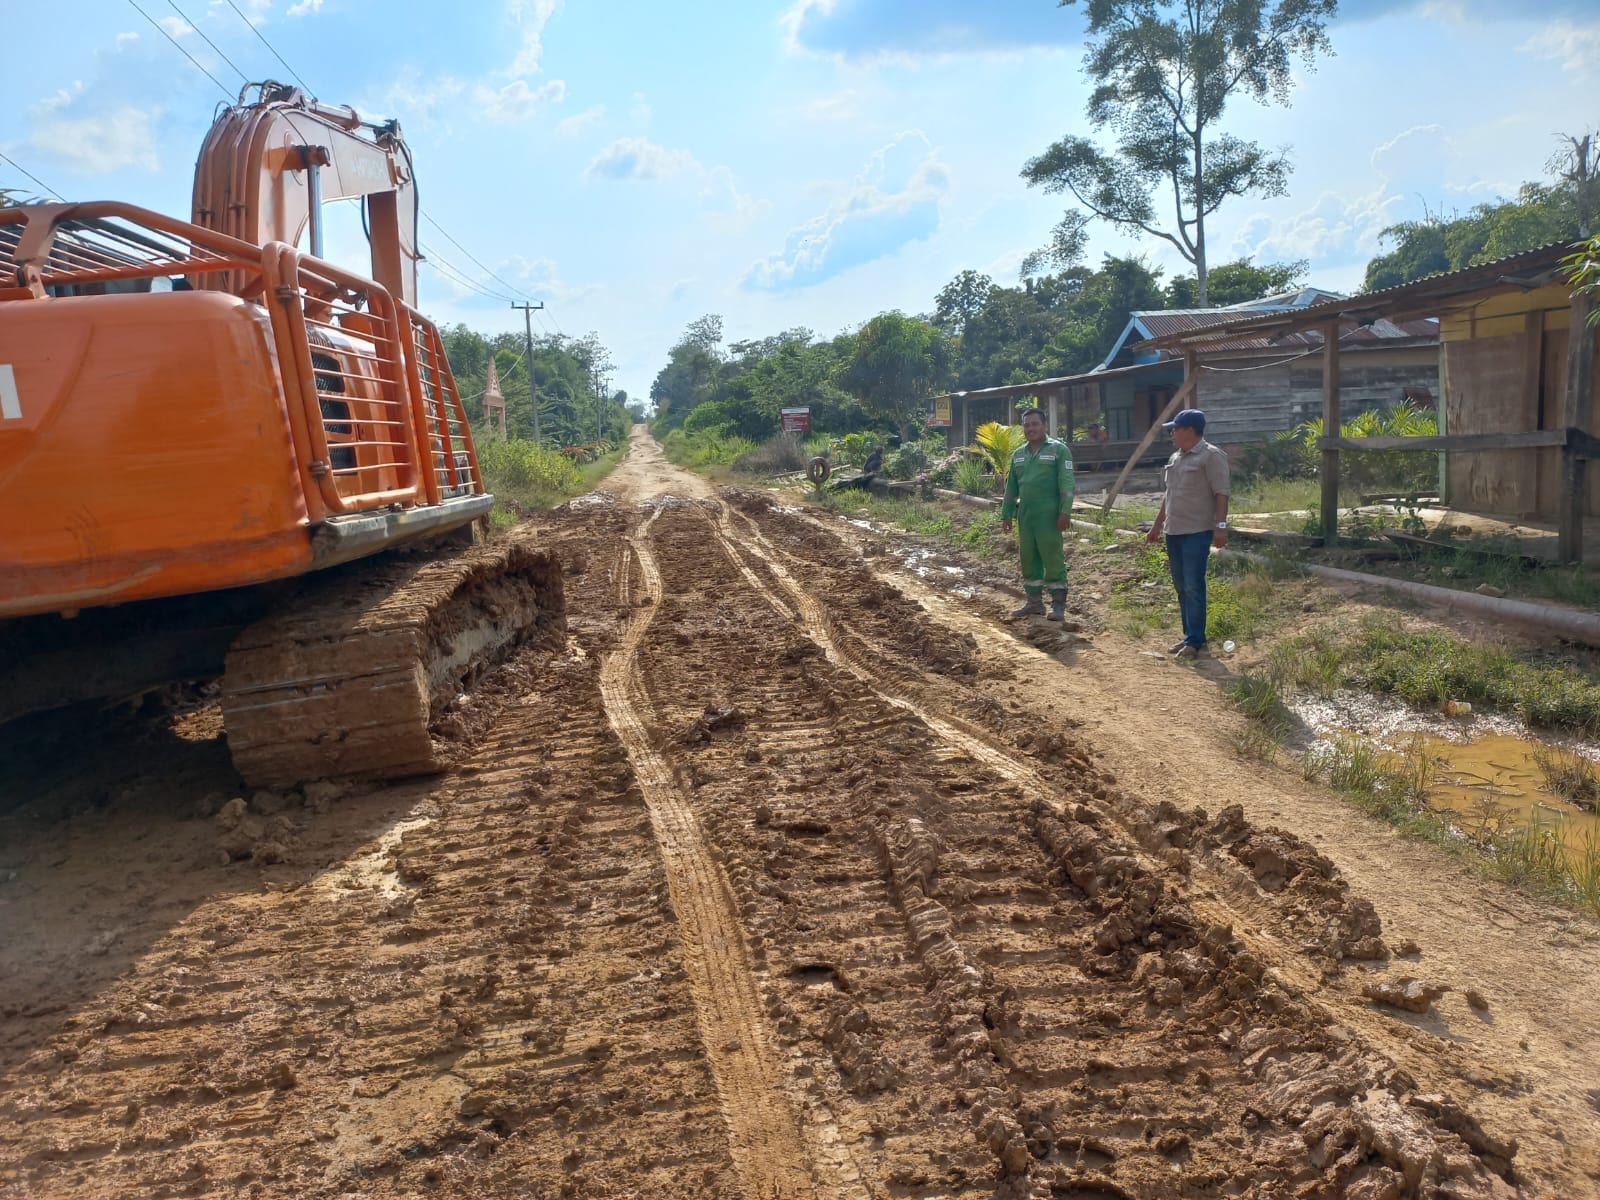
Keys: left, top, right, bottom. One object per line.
{"left": 0, "top": 428, "right": 1590, "bottom": 1198}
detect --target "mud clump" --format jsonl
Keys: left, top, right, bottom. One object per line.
{"left": 1363, "top": 977, "right": 1450, "bottom": 1015}
{"left": 1200, "top": 804, "right": 1388, "bottom": 962}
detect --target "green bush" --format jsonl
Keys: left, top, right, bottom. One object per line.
{"left": 830, "top": 431, "right": 883, "bottom": 466}
{"left": 887, "top": 443, "right": 929, "bottom": 480}
{"left": 953, "top": 456, "right": 991, "bottom": 496}
{"left": 662, "top": 427, "right": 756, "bottom": 468}
{"left": 479, "top": 438, "right": 584, "bottom": 512}
{"left": 732, "top": 435, "right": 809, "bottom": 476}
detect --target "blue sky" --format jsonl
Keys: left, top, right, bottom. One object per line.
{"left": 2, "top": 1, "right": 1597, "bottom": 403}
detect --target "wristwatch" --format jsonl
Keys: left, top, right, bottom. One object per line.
{"left": 1215, "top": 521, "right": 1228, "bottom": 529}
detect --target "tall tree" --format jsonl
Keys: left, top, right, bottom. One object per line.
{"left": 1021, "top": 0, "right": 1336, "bottom": 305}
{"left": 836, "top": 313, "right": 952, "bottom": 440}
{"left": 1165, "top": 257, "right": 1306, "bottom": 308}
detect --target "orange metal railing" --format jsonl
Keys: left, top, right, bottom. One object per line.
{"left": 0, "top": 202, "right": 484, "bottom": 526}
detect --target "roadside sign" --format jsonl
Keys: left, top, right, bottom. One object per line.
{"left": 781, "top": 407, "right": 811, "bottom": 433}
{"left": 928, "top": 395, "right": 951, "bottom": 427}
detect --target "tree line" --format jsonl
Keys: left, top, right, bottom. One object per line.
{"left": 441, "top": 325, "right": 632, "bottom": 450}
{"left": 651, "top": 140, "right": 1590, "bottom": 449}
{"left": 650, "top": 0, "right": 1593, "bottom": 449}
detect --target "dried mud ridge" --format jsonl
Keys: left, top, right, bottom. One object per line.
{"left": 0, "top": 489, "right": 1519, "bottom": 1198}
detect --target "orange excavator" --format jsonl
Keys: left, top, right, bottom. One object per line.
{"left": 0, "top": 82, "right": 561, "bottom": 786}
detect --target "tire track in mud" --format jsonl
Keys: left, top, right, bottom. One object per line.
{"left": 661, "top": 495, "right": 1519, "bottom": 1199}
{"left": 596, "top": 500, "right": 827, "bottom": 1200}
{"left": 0, "top": 513, "right": 744, "bottom": 1199}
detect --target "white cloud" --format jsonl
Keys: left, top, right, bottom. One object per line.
{"left": 557, "top": 105, "right": 606, "bottom": 137}
{"left": 508, "top": 0, "right": 560, "bottom": 76}
{"left": 1520, "top": 20, "right": 1600, "bottom": 77}
{"left": 287, "top": 0, "right": 326, "bottom": 16}
{"left": 702, "top": 165, "right": 768, "bottom": 236}
{"left": 31, "top": 106, "right": 161, "bottom": 174}
{"left": 35, "top": 83, "right": 86, "bottom": 115}
{"left": 803, "top": 91, "right": 859, "bottom": 123}
{"left": 743, "top": 130, "right": 950, "bottom": 291}
{"left": 157, "top": 15, "right": 193, "bottom": 37}
{"left": 115, "top": 31, "right": 139, "bottom": 48}
{"left": 584, "top": 137, "right": 700, "bottom": 182}
{"left": 477, "top": 78, "right": 566, "bottom": 123}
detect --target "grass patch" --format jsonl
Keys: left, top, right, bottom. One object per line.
{"left": 1532, "top": 746, "right": 1600, "bottom": 811}
{"left": 480, "top": 438, "right": 590, "bottom": 523}
{"left": 660, "top": 427, "right": 757, "bottom": 469}
{"left": 816, "top": 491, "right": 1005, "bottom": 559}
{"left": 1260, "top": 615, "right": 1600, "bottom": 734}
{"left": 1224, "top": 672, "right": 1292, "bottom": 762}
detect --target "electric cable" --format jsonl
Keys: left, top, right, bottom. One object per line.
{"left": 221, "top": 0, "right": 314, "bottom": 93}
{"left": 165, "top": 0, "right": 250, "bottom": 87}
{"left": 419, "top": 208, "right": 529, "bottom": 302}
{"left": 0, "top": 153, "right": 62, "bottom": 200}
{"left": 126, "top": 0, "right": 235, "bottom": 100}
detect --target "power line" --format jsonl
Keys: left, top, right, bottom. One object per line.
{"left": 0, "top": 152, "right": 61, "bottom": 200}
{"left": 126, "top": 0, "right": 234, "bottom": 100}
{"left": 420, "top": 208, "right": 530, "bottom": 301}
{"left": 222, "top": 0, "right": 314, "bottom": 93}
{"left": 419, "top": 246, "right": 521, "bottom": 304}
{"left": 165, "top": 0, "right": 250, "bottom": 87}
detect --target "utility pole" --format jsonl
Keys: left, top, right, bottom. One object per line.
{"left": 510, "top": 301, "right": 544, "bottom": 443}
{"left": 597, "top": 374, "right": 610, "bottom": 443}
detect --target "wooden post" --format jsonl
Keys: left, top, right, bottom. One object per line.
{"left": 1066, "top": 392, "right": 1075, "bottom": 447}
{"left": 1100, "top": 352, "right": 1197, "bottom": 515}
{"left": 1320, "top": 322, "right": 1342, "bottom": 542}
{"left": 1559, "top": 293, "right": 1595, "bottom": 564}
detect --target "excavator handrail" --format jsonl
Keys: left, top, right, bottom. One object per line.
{"left": 0, "top": 201, "right": 267, "bottom": 297}
{"left": 0, "top": 201, "right": 484, "bottom": 523}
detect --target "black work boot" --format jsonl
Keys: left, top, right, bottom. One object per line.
{"left": 1047, "top": 591, "right": 1067, "bottom": 622}
{"left": 1011, "top": 595, "right": 1045, "bottom": 619}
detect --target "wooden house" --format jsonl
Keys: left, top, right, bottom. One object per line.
{"left": 930, "top": 288, "right": 1439, "bottom": 470}
{"left": 1137, "top": 242, "right": 1599, "bottom": 562}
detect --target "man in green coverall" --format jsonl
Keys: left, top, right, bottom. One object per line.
{"left": 1000, "top": 407, "right": 1075, "bottom": 621}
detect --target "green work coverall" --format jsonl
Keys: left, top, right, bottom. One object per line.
{"left": 1000, "top": 437, "right": 1076, "bottom": 598}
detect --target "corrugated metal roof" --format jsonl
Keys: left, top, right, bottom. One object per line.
{"left": 1138, "top": 241, "right": 1577, "bottom": 349}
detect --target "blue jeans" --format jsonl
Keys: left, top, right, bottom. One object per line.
{"left": 1166, "top": 530, "right": 1213, "bottom": 648}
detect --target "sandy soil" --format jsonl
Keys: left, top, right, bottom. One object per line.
{"left": 0, "top": 426, "right": 1589, "bottom": 1198}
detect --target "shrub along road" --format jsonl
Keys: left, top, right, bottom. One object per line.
{"left": 0, "top": 428, "right": 1589, "bottom": 1198}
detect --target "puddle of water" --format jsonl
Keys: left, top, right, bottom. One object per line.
{"left": 1373, "top": 729, "right": 1599, "bottom": 850}
{"left": 1296, "top": 692, "right": 1600, "bottom": 859}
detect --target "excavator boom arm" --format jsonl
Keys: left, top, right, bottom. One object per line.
{"left": 192, "top": 82, "right": 420, "bottom": 306}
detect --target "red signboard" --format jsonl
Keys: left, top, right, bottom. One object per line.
{"left": 780, "top": 407, "right": 811, "bottom": 432}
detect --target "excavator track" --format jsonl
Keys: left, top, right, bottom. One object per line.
{"left": 220, "top": 537, "right": 563, "bottom": 787}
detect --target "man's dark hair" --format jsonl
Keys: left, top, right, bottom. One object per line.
{"left": 1019, "top": 406, "right": 1045, "bottom": 421}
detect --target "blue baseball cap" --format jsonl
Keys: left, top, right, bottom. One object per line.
{"left": 1164, "top": 409, "right": 1206, "bottom": 433}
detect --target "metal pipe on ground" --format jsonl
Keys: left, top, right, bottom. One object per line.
{"left": 1065, "top": 519, "right": 1600, "bottom": 648}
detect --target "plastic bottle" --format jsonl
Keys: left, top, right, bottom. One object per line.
{"left": 1222, "top": 640, "right": 1236, "bottom": 654}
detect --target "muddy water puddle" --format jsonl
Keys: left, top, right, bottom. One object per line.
{"left": 1293, "top": 691, "right": 1600, "bottom": 853}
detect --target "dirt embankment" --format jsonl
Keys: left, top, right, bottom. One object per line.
{"left": 0, "top": 429, "right": 1584, "bottom": 1198}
